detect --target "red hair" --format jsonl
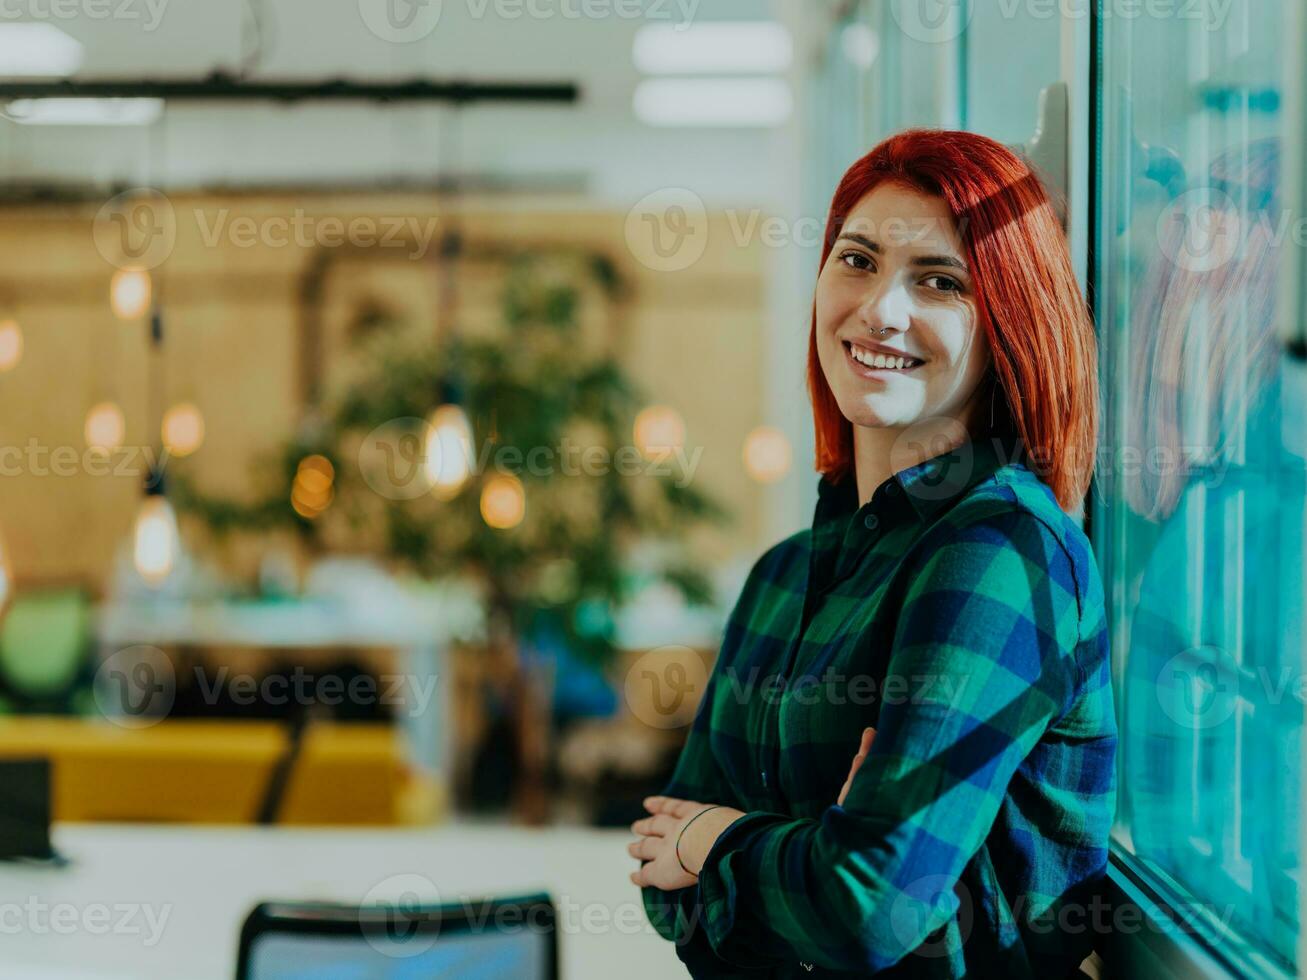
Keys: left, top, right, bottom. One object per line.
{"left": 807, "top": 128, "right": 1099, "bottom": 514}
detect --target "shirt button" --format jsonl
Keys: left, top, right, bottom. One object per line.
{"left": 863, "top": 513, "right": 880, "bottom": 531}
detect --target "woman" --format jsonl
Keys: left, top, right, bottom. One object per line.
{"left": 630, "top": 129, "right": 1117, "bottom": 978}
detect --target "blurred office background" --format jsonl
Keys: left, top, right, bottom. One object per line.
{"left": 0, "top": 1, "right": 1304, "bottom": 978}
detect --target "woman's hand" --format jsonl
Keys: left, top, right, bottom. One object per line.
{"left": 837, "top": 727, "right": 876, "bottom": 806}
{"left": 628, "top": 796, "right": 745, "bottom": 891}
{"left": 631, "top": 728, "right": 874, "bottom": 890}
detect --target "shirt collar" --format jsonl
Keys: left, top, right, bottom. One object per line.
{"left": 814, "top": 434, "right": 1027, "bottom": 528}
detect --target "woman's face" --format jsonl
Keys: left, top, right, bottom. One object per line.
{"left": 814, "top": 181, "right": 992, "bottom": 435}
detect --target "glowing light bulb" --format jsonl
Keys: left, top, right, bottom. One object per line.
{"left": 633, "top": 405, "right": 685, "bottom": 461}
{"left": 0, "top": 319, "right": 22, "bottom": 372}
{"left": 162, "top": 402, "right": 205, "bottom": 457}
{"left": 110, "top": 266, "right": 151, "bottom": 320}
{"left": 291, "top": 454, "right": 335, "bottom": 519}
{"left": 133, "top": 494, "right": 178, "bottom": 586}
{"left": 480, "top": 472, "right": 525, "bottom": 529}
{"left": 423, "top": 404, "right": 473, "bottom": 498}
{"left": 743, "top": 425, "right": 792, "bottom": 483}
{"left": 84, "top": 401, "right": 126, "bottom": 451}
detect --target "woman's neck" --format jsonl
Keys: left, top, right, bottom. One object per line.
{"left": 852, "top": 416, "right": 976, "bottom": 508}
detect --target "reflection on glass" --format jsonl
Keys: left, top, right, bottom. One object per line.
{"left": 1097, "top": 1, "right": 1304, "bottom": 970}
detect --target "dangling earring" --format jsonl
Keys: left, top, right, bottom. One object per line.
{"left": 989, "top": 377, "right": 997, "bottom": 430}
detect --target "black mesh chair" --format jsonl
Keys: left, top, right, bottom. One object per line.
{"left": 237, "top": 892, "right": 558, "bottom": 979}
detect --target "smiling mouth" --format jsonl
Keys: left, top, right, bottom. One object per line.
{"left": 842, "top": 340, "right": 925, "bottom": 376}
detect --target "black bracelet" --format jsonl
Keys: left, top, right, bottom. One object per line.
{"left": 675, "top": 805, "right": 724, "bottom": 878}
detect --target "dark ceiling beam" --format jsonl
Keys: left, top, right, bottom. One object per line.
{"left": 0, "top": 71, "right": 580, "bottom": 105}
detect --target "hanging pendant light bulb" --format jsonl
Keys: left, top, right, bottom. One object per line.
{"left": 128, "top": 305, "right": 180, "bottom": 589}
{"left": 480, "top": 472, "right": 525, "bottom": 529}
{"left": 633, "top": 404, "right": 685, "bottom": 462}
{"left": 161, "top": 401, "right": 205, "bottom": 457}
{"left": 133, "top": 470, "right": 179, "bottom": 587}
{"left": 743, "top": 425, "right": 792, "bottom": 483}
{"left": 110, "top": 266, "right": 152, "bottom": 320}
{"left": 85, "top": 401, "right": 126, "bottom": 452}
{"left": 0, "top": 319, "right": 22, "bottom": 372}
{"left": 424, "top": 403, "right": 473, "bottom": 498}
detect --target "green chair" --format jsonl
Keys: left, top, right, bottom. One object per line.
{"left": 0, "top": 588, "right": 90, "bottom": 711}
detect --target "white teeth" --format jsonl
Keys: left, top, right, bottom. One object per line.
{"left": 850, "top": 344, "right": 918, "bottom": 370}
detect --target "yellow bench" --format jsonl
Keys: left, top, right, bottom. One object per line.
{"left": 0, "top": 717, "right": 441, "bottom": 825}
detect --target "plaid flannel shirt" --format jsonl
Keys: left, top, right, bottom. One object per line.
{"left": 641, "top": 436, "right": 1117, "bottom": 978}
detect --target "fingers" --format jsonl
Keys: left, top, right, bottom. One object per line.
{"left": 627, "top": 837, "right": 658, "bottom": 861}
{"left": 642, "top": 795, "right": 702, "bottom": 819}
{"left": 849, "top": 726, "right": 875, "bottom": 768}
{"left": 837, "top": 727, "right": 878, "bottom": 807}
{"left": 630, "top": 813, "right": 677, "bottom": 838}
{"left": 859, "top": 726, "right": 877, "bottom": 753}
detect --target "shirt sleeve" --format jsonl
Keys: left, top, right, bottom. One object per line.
{"left": 640, "top": 664, "right": 766, "bottom": 978}
{"left": 693, "top": 503, "right": 1084, "bottom": 974}
{"left": 637, "top": 546, "right": 789, "bottom": 966}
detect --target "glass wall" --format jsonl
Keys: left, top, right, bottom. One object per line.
{"left": 810, "top": 1, "right": 1066, "bottom": 233}
{"left": 1095, "top": 0, "right": 1304, "bottom": 973}
{"left": 961, "top": 0, "right": 1063, "bottom": 144}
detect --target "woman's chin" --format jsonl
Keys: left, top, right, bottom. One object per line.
{"left": 841, "top": 399, "right": 914, "bottom": 431}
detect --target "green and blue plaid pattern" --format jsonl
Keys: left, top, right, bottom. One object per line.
{"left": 642, "top": 436, "right": 1117, "bottom": 978}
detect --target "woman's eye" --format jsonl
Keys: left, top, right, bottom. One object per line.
{"left": 840, "top": 251, "right": 873, "bottom": 271}
{"left": 923, "top": 274, "right": 963, "bottom": 293}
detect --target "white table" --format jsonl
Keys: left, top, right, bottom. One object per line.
{"left": 0, "top": 823, "right": 682, "bottom": 979}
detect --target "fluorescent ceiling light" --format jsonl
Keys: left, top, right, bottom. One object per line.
{"left": 634, "top": 78, "right": 792, "bottom": 128}
{"left": 5, "top": 98, "right": 165, "bottom": 126}
{"left": 0, "top": 23, "right": 84, "bottom": 78}
{"left": 633, "top": 22, "right": 793, "bottom": 75}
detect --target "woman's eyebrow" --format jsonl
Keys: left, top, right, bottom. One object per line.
{"left": 836, "top": 232, "right": 882, "bottom": 253}
{"left": 911, "top": 253, "right": 969, "bottom": 273}
{"left": 835, "top": 232, "right": 968, "bottom": 273}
